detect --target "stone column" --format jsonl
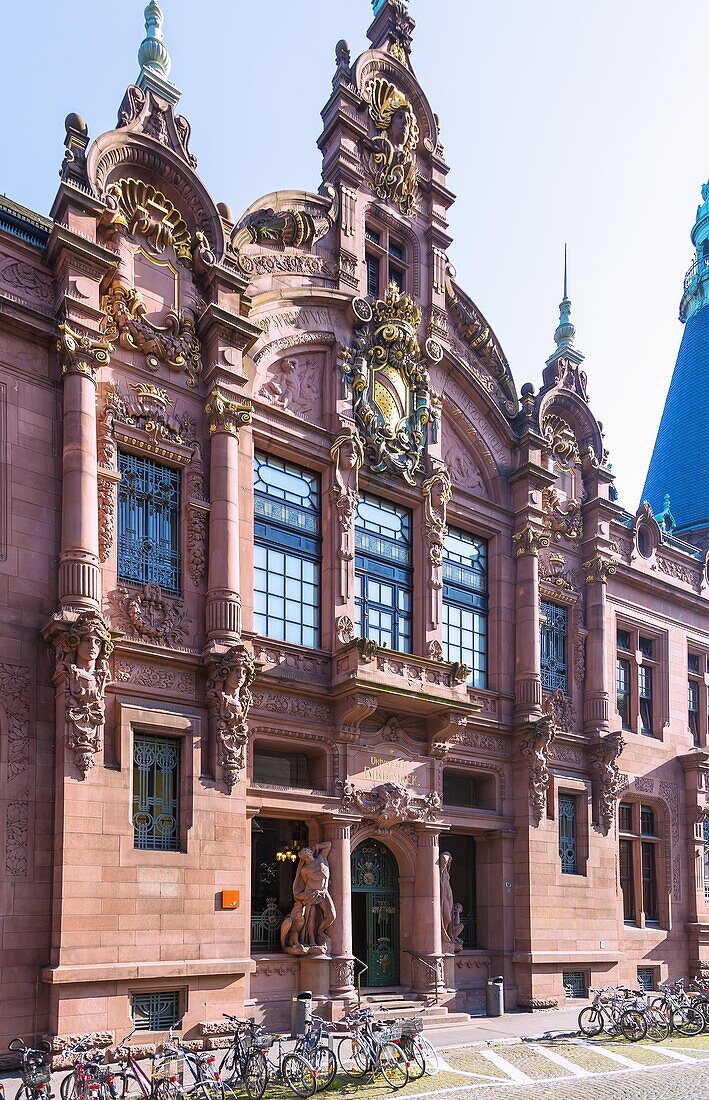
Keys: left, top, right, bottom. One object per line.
{"left": 323, "top": 816, "right": 358, "bottom": 1004}
{"left": 204, "top": 388, "right": 252, "bottom": 646}
{"left": 582, "top": 554, "right": 615, "bottom": 734}
{"left": 412, "top": 824, "right": 444, "bottom": 996}
{"left": 56, "top": 324, "right": 112, "bottom": 611}
{"left": 513, "top": 525, "right": 549, "bottom": 721}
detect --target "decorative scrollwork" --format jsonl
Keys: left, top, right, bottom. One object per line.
{"left": 583, "top": 555, "right": 617, "bottom": 584}
{"left": 513, "top": 525, "right": 551, "bottom": 558}
{"left": 104, "top": 284, "right": 202, "bottom": 387}
{"left": 100, "top": 177, "right": 192, "bottom": 262}
{"left": 591, "top": 731, "right": 626, "bottom": 835}
{"left": 205, "top": 389, "right": 252, "bottom": 437}
{"left": 520, "top": 716, "right": 555, "bottom": 826}
{"left": 57, "top": 323, "right": 112, "bottom": 383}
{"left": 366, "top": 77, "right": 419, "bottom": 216}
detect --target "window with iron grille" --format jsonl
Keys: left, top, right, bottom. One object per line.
{"left": 563, "top": 972, "right": 587, "bottom": 998}
{"left": 637, "top": 968, "right": 655, "bottom": 991}
{"left": 540, "top": 601, "right": 568, "bottom": 693}
{"left": 254, "top": 453, "right": 321, "bottom": 648}
{"left": 133, "top": 734, "right": 180, "bottom": 852}
{"left": 118, "top": 452, "right": 181, "bottom": 594}
{"left": 355, "top": 493, "right": 412, "bottom": 653}
{"left": 558, "top": 794, "right": 578, "bottom": 874}
{"left": 443, "top": 528, "right": 488, "bottom": 689}
{"left": 131, "top": 991, "right": 180, "bottom": 1031}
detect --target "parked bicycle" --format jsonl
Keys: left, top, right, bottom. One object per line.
{"left": 112, "top": 1029, "right": 185, "bottom": 1100}
{"left": 397, "top": 1018, "right": 439, "bottom": 1078}
{"left": 336, "top": 1009, "right": 408, "bottom": 1090}
{"left": 292, "top": 1016, "right": 336, "bottom": 1092}
{"left": 169, "top": 1040, "right": 237, "bottom": 1100}
{"left": 217, "top": 1017, "right": 268, "bottom": 1100}
{"left": 8, "top": 1040, "right": 54, "bottom": 1100}
{"left": 651, "top": 979, "right": 705, "bottom": 1036}
{"left": 59, "top": 1039, "right": 117, "bottom": 1100}
{"left": 577, "top": 987, "right": 650, "bottom": 1041}
{"left": 260, "top": 1034, "right": 316, "bottom": 1099}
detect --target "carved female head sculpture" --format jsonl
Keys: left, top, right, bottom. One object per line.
{"left": 62, "top": 611, "right": 115, "bottom": 675}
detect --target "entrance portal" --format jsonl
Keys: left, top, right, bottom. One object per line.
{"left": 351, "top": 839, "right": 400, "bottom": 987}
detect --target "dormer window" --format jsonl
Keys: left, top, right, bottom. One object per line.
{"left": 364, "top": 223, "right": 408, "bottom": 298}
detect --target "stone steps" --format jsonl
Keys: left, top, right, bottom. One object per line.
{"left": 359, "top": 990, "right": 473, "bottom": 1030}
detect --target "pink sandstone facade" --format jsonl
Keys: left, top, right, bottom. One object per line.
{"left": 1, "top": 0, "right": 709, "bottom": 1045}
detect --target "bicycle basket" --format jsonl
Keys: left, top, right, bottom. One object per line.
{"left": 151, "top": 1056, "right": 184, "bottom": 1083}
{"left": 246, "top": 1031, "right": 274, "bottom": 1051}
{"left": 401, "top": 1017, "right": 424, "bottom": 1037}
{"left": 374, "top": 1025, "right": 402, "bottom": 1042}
{"left": 24, "top": 1067, "right": 51, "bottom": 1089}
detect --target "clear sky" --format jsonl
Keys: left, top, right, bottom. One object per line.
{"left": 2, "top": 0, "right": 707, "bottom": 512}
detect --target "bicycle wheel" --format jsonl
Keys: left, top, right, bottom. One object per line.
{"left": 417, "top": 1036, "right": 440, "bottom": 1076}
{"left": 60, "top": 1074, "right": 78, "bottom": 1100}
{"left": 399, "top": 1038, "right": 424, "bottom": 1082}
{"left": 646, "top": 1009, "right": 670, "bottom": 1043}
{"left": 620, "top": 1009, "right": 647, "bottom": 1042}
{"left": 311, "top": 1047, "right": 336, "bottom": 1090}
{"left": 281, "top": 1054, "right": 316, "bottom": 1099}
{"left": 577, "top": 1006, "right": 603, "bottom": 1037}
{"left": 115, "top": 1071, "right": 143, "bottom": 1100}
{"left": 218, "top": 1048, "right": 237, "bottom": 1084}
{"left": 377, "top": 1043, "right": 409, "bottom": 1090}
{"left": 153, "top": 1081, "right": 184, "bottom": 1100}
{"left": 243, "top": 1051, "right": 268, "bottom": 1100}
{"left": 335, "top": 1038, "right": 370, "bottom": 1080}
{"left": 672, "top": 1006, "right": 704, "bottom": 1037}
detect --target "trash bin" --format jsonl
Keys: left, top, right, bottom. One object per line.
{"left": 291, "top": 990, "right": 313, "bottom": 1037}
{"left": 486, "top": 976, "right": 504, "bottom": 1018}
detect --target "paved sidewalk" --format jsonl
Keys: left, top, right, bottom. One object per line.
{"left": 426, "top": 1000, "right": 589, "bottom": 1048}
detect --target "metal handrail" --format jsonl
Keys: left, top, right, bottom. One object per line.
{"left": 405, "top": 950, "right": 440, "bottom": 1005}
{"left": 352, "top": 955, "right": 369, "bottom": 1007}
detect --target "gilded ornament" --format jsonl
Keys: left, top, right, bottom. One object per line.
{"left": 205, "top": 389, "right": 252, "bottom": 436}
{"left": 542, "top": 413, "right": 581, "bottom": 468}
{"left": 100, "top": 178, "right": 192, "bottom": 262}
{"left": 542, "top": 487, "right": 583, "bottom": 542}
{"left": 103, "top": 283, "right": 202, "bottom": 387}
{"left": 366, "top": 77, "right": 419, "bottom": 215}
{"left": 57, "top": 323, "right": 112, "bottom": 383}
{"left": 513, "top": 525, "right": 551, "bottom": 557}
{"left": 583, "top": 555, "right": 617, "bottom": 584}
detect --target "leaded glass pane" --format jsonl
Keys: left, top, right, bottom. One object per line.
{"left": 254, "top": 453, "right": 321, "bottom": 648}
{"left": 642, "top": 841, "right": 658, "bottom": 922}
{"left": 540, "top": 601, "right": 568, "bottom": 694}
{"left": 355, "top": 494, "right": 412, "bottom": 653}
{"left": 132, "top": 991, "right": 180, "bottom": 1031}
{"left": 118, "top": 452, "right": 181, "bottom": 594}
{"left": 443, "top": 528, "right": 488, "bottom": 689}
{"left": 558, "top": 793, "right": 578, "bottom": 874}
{"left": 619, "top": 838, "right": 634, "bottom": 921}
{"left": 132, "top": 734, "right": 180, "bottom": 852}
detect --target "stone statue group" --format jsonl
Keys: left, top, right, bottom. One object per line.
{"left": 279, "top": 839, "right": 464, "bottom": 956}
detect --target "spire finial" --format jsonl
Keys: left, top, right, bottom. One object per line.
{"left": 554, "top": 244, "right": 576, "bottom": 351}
{"left": 138, "top": 0, "right": 171, "bottom": 81}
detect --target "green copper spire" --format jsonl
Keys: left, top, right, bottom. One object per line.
{"left": 553, "top": 245, "right": 576, "bottom": 351}
{"left": 138, "top": 1, "right": 171, "bottom": 81}
{"left": 679, "top": 181, "right": 709, "bottom": 322}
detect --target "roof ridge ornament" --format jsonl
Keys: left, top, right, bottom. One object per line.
{"left": 367, "top": 0, "right": 415, "bottom": 66}
{"left": 138, "top": 1, "right": 171, "bottom": 80}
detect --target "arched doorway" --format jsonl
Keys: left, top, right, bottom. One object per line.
{"left": 351, "top": 839, "right": 400, "bottom": 987}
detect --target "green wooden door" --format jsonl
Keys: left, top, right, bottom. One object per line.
{"left": 351, "top": 840, "right": 400, "bottom": 986}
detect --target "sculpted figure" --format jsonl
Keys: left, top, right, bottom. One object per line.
{"left": 331, "top": 430, "right": 364, "bottom": 529}
{"left": 422, "top": 470, "right": 451, "bottom": 567}
{"left": 54, "top": 611, "right": 116, "bottom": 777}
{"left": 439, "top": 851, "right": 464, "bottom": 952}
{"left": 206, "top": 644, "right": 257, "bottom": 793}
{"left": 280, "top": 842, "right": 336, "bottom": 955}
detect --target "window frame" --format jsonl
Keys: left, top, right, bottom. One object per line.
{"left": 442, "top": 526, "right": 488, "bottom": 690}
{"left": 614, "top": 621, "right": 664, "bottom": 739}
{"left": 363, "top": 222, "right": 409, "bottom": 298}
{"left": 618, "top": 800, "right": 665, "bottom": 928}
{"left": 540, "top": 600, "right": 569, "bottom": 695}
{"left": 687, "top": 645, "right": 709, "bottom": 748}
{"left": 117, "top": 449, "right": 182, "bottom": 596}
{"left": 354, "top": 491, "right": 413, "bottom": 654}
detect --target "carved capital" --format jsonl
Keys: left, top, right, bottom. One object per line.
{"left": 205, "top": 388, "right": 252, "bottom": 437}
{"left": 57, "top": 323, "right": 112, "bottom": 384}
{"left": 206, "top": 643, "right": 258, "bottom": 793}
{"left": 513, "top": 525, "right": 550, "bottom": 557}
{"left": 583, "top": 555, "right": 617, "bottom": 584}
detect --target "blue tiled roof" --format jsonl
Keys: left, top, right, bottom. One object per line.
{"left": 642, "top": 306, "right": 709, "bottom": 532}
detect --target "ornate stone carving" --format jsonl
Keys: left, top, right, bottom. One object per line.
{"left": 422, "top": 469, "right": 451, "bottom": 568}
{"left": 330, "top": 957, "right": 355, "bottom": 990}
{"left": 115, "top": 661, "right": 195, "bottom": 694}
{"left": 97, "top": 474, "right": 116, "bottom": 564}
{"left": 100, "top": 380, "right": 196, "bottom": 455}
{"left": 5, "top": 791, "right": 28, "bottom": 878}
{"left": 659, "top": 780, "right": 680, "bottom": 847}
{"left": 633, "top": 776, "right": 654, "bottom": 793}
{"left": 104, "top": 283, "right": 202, "bottom": 387}
{"left": 542, "top": 413, "right": 581, "bottom": 466}
{"left": 101, "top": 177, "right": 192, "bottom": 261}
{"left": 583, "top": 555, "right": 617, "bottom": 584}
{"left": 57, "top": 323, "right": 112, "bottom": 383}
{"left": 205, "top": 389, "right": 252, "bottom": 436}
{"left": 520, "top": 717, "right": 555, "bottom": 826}
{"left": 440, "top": 851, "right": 464, "bottom": 952}
{"left": 591, "top": 731, "right": 626, "bottom": 835}
{"left": 343, "top": 285, "right": 439, "bottom": 484}
{"left": 331, "top": 429, "right": 364, "bottom": 600}
{"left": 513, "top": 525, "right": 550, "bottom": 558}
{"left": 257, "top": 355, "right": 323, "bottom": 417}
{"left": 366, "top": 77, "right": 419, "bottom": 215}
{"left": 672, "top": 854, "right": 682, "bottom": 901}
{"left": 572, "top": 629, "right": 587, "bottom": 684}
{"left": 443, "top": 436, "right": 487, "bottom": 498}
{"left": 542, "top": 689, "right": 574, "bottom": 733}
{"left": 539, "top": 551, "right": 581, "bottom": 593}
{"left": 186, "top": 444, "right": 208, "bottom": 588}
{"left": 332, "top": 39, "right": 354, "bottom": 90}
{"left": 0, "top": 664, "right": 30, "bottom": 781}
{"left": 0, "top": 259, "right": 53, "bottom": 303}
{"left": 336, "top": 615, "right": 355, "bottom": 645}
{"left": 542, "top": 487, "right": 583, "bottom": 542}
{"left": 339, "top": 780, "right": 441, "bottom": 827}
{"left": 250, "top": 691, "right": 330, "bottom": 723}
{"left": 231, "top": 186, "right": 337, "bottom": 255}
{"left": 427, "top": 640, "right": 443, "bottom": 662}
{"left": 280, "top": 842, "right": 336, "bottom": 956}
{"left": 108, "top": 584, "right": 189, "bottom": 646}
{"left": 47, "top": 611, "right": 119, "bottom": 776}
{"left": 206, "top": 644, "right": 257, "bottom": 793}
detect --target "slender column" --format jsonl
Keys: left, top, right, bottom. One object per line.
{"left": 513, "top": 525, "right": 549, "bottom": 721}
{"left": 204, "top": 388, "right": 252, "bottom": 645}
{"left": 323, "top": 816, "right": 358, "bottom": 999}
{"left": 412, "top": 824, "right": 444, "bottom": 995}
{"left": 56, "top": 324, "right": 112, "bottom": 611}
{"left": 582, "top": 555, "right": 615, "bottom": 733}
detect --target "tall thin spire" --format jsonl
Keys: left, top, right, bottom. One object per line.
{"left": 138, "top": 1, "right": 171, "bottom": 80}
{"left": 553, "top": 243, "right": 576, "bottom": 352}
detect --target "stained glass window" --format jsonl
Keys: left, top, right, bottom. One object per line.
{"left": 254, "top": 453, "right": 320, "bottom": 648}
{"left": 443, "top": 528, "right": 488, "bottom": 689}
{"left": 118, "top": 452, "right": 181, "bottom": 594}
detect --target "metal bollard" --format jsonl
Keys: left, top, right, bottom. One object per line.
{"left": 486, "top": 976, "right": 504, "bottom": 1017}
{"left": 291, "top": 989, "right": 313, "bottom": 1038}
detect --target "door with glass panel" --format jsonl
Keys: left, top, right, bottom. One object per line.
{"left": 351, "top": 840, "right": 400, "bottom": 986}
